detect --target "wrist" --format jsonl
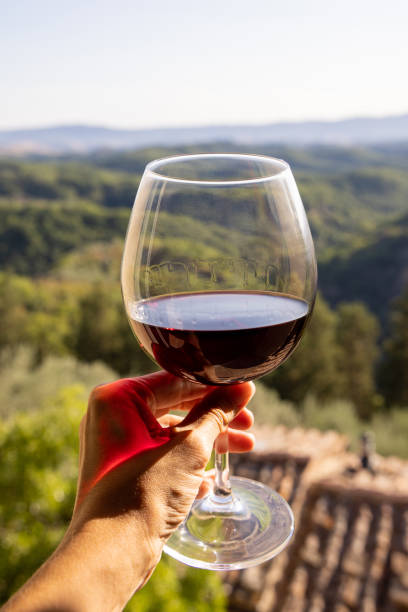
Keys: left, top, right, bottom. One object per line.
{"left": 4, "top": 515, "right": 162, "bottom": 612}
{"left": 63, "top": 515, "right": 163, "bottom": 607}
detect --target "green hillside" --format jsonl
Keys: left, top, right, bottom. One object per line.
{"left": 319, "top": 212, "right": 408, "bottom": 322}
{"left": 1, "top": 143, "right": 408, "bottom": 402}
{"left": 0, "top": 200, "right": 130, "bottom": 276}
{"left": 1, "top": 147, "right": 408, "bottom": 315}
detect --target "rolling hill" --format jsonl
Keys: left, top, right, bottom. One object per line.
{"left": 1, "top": 143, "right": 408, "bottom": 325}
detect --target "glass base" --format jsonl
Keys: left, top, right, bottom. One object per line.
{"left": 163, "top": 476, "right": 294, "bottom": 570}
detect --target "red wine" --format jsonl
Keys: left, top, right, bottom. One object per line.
{"left": 129, "top": 291, "right": 310, "bottom": 385}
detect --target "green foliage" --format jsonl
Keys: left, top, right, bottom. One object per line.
{"left": 0, "top": 386, "right": 82, "bottom": 602}
{"left": 0, "top": 273, "right": 81, "bottom": 364}
{"left": 0, "top": 200, "right": 130, "bottom": 276}
{"left": 262, "top": 295, "right": 382, "bottom": 419}
{"left": 302, "top": 166, "right": 408, "bottom": 254}
{"left": 301, "top": 395, "right": 408, "bottom": 459}
{"left": 379, "top": 288, "right": 408, "bottom": 406}
{"left": 301, "top": 395, "right": 363, "bottom": 449}
{"left": 2, "top": 149, "right": 408, "bottom": 301}
{"left": 249, "top": 384, "right": 300, "bottom": 429}
{"left": 319, "top": 213, "right": 408, "bottom": 324}
{"left": 126, "top": 557, "right": 226, "bottom": 612}
{"left": 74, "top": 282, "right": 155, "bottom": 375}
{"left": 265, "top": 294, "right": 344, "bottom": 402}
{"left": 56, "top": 239, "right": 123, "bottom": 282}
{"left": 251, "top": 383, "right": 408, "bottom": 459}
{"left": 0, "top": 159, "right": 140, "bottom": 206}
{"left": 0, "top": 348, "right": 116, "bottom": 419}
{"left": 0, "top": 277, "right": 387, "bottom": 419}
{"left": 0, "top": 274, "right": 34, "bottom": 355}
{"left": 370, "top": 408, "right": 408, "bottom": 458}
{"left": 0, "top": 273, "right": 79, "bottom": 365}
{"left": 1, "top": 149, "right": 408, "bottom": 327}
{"left": 336, "top": 302, "right": 381, "bottom": 419}
{"left": 0, "top": 273, "right": 153, "bottom": 376}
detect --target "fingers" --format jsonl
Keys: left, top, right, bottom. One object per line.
{"left": 93, "top": 373, "right": 255, "bottom": 425}
{"left": 217, "top": 429, "right": 255, "bottom": 453}
{"left": 158, "top": 407, "right": 254, "bottom": 430}
{"left": 229, "top": 407, "right": 254, "bottom": 430}
{"left": 155, "top": 399, "right": 255, "bottom": 424}
{"left": 177, "top": 382, "right": 255, "bottom": 443}
{"left": 129, "top": 371, "right": 210, "bottom": 417}
{"left": 158, "top": 412, "right": 255, "bottom": 452}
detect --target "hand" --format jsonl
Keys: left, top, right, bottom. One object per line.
{"left": 72, "top": 371, "right": 255, "bottom": 552}
{"left": 4, "top": 372, "right": 255, "bottom": 612}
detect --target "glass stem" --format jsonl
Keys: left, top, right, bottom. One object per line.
{"left": 212, "top": 429, "right": 233, "bottom": 499}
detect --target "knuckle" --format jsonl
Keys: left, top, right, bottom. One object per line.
{"left": 206, "top": 408, "right": 229, "bottom": 433}
{"left": 88, "top": 379, "right": 128, "bottom": 412}
{"left": 88, "top": 384, "right": 111, "bottom": 417}
{"left": 216, "top": 393, "right": 237, "bottom": 414}
{"left": 89, "top": 385, "right": 104, "bottom": 406}
{"left": 133, "top": 379, "right": 157, "bottom": 411}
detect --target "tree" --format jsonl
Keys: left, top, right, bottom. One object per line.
{"left": 335, "top": 302, "right": 381, "bottom": 419}
{"left": 0, "top": 274, "right": 80, "bottom": 366}
{"left": 0, "top": 274, "right": 32, "bottom": 359}
{"left": 379, "top": 287, "right": 408, "bottom": 406}
{"left": 74, "top": 283, "right": 154, "bottom": 375}
{"left": 264, "top": 294, "right": 345, "bottom": 402}
{"left": 0, "top": 387, "right": 81, "bottom": 602}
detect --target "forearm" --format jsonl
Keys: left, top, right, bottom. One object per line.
{"left": 3, "top": 517, "right": 161, "bottom": 612}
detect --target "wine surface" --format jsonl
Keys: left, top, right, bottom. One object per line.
{"left": 130, "top": 291, "right": 310, "bottom": 385}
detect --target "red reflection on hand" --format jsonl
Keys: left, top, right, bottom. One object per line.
{"left": 78, "top": 379, "right": 172, "bottom": 503}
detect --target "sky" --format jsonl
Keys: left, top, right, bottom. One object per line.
{"left": 1, "top": 0, "right": 408, "bottom": 130}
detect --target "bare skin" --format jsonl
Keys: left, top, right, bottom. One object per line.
{"left": 3, "top": 372, "right": 255, "bottom": 612}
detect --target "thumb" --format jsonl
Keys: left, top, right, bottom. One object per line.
{"left": 178, "top": 382, "right": 255, "bottom": 446}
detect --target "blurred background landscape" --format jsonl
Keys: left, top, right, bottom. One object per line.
{"left": 2, "top": 0, "right": 408, "bottom": 609}
{"left": 2, "top": 135, "right": 408, "bottom": 610}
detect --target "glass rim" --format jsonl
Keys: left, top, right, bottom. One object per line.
{"left": 145, "top": 153, "right": 290, "bottom": 186}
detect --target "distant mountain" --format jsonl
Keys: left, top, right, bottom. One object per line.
{"left": 1, "top": 114, "right": 408, "bottom": 154}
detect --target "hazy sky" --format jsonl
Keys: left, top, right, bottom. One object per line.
{"left": 1, "top": 0, "right": 407, "bottom": 129}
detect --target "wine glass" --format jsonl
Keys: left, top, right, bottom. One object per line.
{"left": 121, "top": 154, "right": 317, "bottom": 570}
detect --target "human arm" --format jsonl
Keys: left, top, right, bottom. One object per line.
{"left": 3, "top": 372, "right": 254, "bottom": 611}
